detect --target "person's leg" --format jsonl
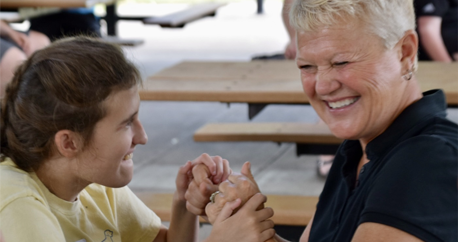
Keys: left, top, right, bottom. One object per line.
{"left": 0, "top": 47, "right": 27, "bottom": 98}
{"left": 25, "top": 30, "right": 50, "bottom": 57}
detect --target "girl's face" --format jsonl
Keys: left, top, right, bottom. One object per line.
{"left": 74, "top": 86, "right": 148, "bottom": 188}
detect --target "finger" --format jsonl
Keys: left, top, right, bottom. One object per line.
{"left": 221, "top": 159, "right": 232, "bottom": 182}
{"left": 218, "top": 179, "right": 232, "bottom": 194}
{"left": 240, "top": 193, "right": 267, "bottom": 212}
{"left": 259, "top": 219, "right": 275, "bottom": 232}
{"left": 256, "top": 207, "right": 274, "bottom": 222}
{"left": 186, "top": 201, "right": 205, "bottom": 216}
{"left": 192, "top": 163, "right": 212, "bottom": 185}
{"left": 214, "top": 198, "right": 242, "bottom": 224}
{"left": 240, "top": 161, "right": 255, "bottom": 181}
{"left": 193, "top": 153, "right": 216, "bottom": 176}
{"left": 211, "top": 155, "right": 224, "bottom": 184}
{"left": 176, "top": 161, "right": 192, "bottom": 189}
{"left": 260, "top": 228, "right": 276, "bottom": 242}
{"left": 184, "top": 180, "right": 214, "bottom": 210}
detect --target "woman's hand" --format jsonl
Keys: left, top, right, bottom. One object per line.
{"left": 206, "top": 161, "right": 262, "bottom": 224}
{"left": 206, "top": 193, "right": 276, "bottom": 242}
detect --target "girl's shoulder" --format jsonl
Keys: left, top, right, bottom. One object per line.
{"left": 0, "top": 158, "right": 48, "bottom": 211}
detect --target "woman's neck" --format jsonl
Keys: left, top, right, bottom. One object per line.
{"left": 35, "top": 157, "right": 90, "bottom": 202}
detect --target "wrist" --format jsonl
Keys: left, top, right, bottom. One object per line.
{"left": 173, "top": 191, "right": 187, "bottom": 205}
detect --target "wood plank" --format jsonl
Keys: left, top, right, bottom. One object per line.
{"left": 194, "top": 122, "right": 342, "bottom": 144}
{"left": 102, "top": 36, "right": 144, "bottom": 46}
{"left": 143, "top": 3, "right": 225, "bottom": 28}
{"left": 140, "top": 61, "right": 458, "bottom": 105}
{"left": 134, "top": 192, "right": 317, "bottom": 226}
{"left": 0, "top": 12, "right": 22, "bottom": 22}
{"left": 0, "top": 0, "right": 114, "bottom": 8}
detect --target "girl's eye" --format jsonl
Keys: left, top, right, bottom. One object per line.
{"left": 126, "top": 119, "right": 134, "bottom": 127}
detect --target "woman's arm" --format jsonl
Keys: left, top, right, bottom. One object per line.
{"left": 351, "top": 223, "right": 423, "bottom": 242}
{"left": 417, "top": 16, "right": 453, "bottom": 62}
{"left": 205, "top": 194, "right": 276, "bottom": 242}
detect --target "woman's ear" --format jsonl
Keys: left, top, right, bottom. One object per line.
{"left": 397, "top": 29, "right": 418, "bottom": 72}
{"left": 54, "top": 130, "right": 82, "bottom": 158}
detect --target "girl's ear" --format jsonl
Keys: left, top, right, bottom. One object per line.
{"left": 54, "top": 130, "right": 82, "bottom": 158}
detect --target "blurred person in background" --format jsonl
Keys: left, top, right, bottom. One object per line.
{"left": 415, "top": 0, "right": 458, "bottom": 61}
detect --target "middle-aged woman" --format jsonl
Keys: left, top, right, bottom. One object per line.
{"left": 185, "top": 0, "right": 458, "bottom": 241}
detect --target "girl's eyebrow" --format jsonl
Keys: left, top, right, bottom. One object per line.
{"left": 119, "top": 111, "right": 138, "bottom": 125}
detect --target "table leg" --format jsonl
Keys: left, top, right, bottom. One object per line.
{"left": 105, "top": 3, "right": 118, "bottom": 36}
{"left": 257, "top": 0, "right": 263, "bottom": 14}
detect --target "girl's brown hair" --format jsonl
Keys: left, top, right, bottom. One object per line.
{"left": 0, "top": 36, "right": 141, "bottom": 172}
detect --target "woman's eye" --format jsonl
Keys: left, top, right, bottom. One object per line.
{"left": 333, "top": 61, "right": 349, "bottom": 67}
{"left": 300, "top": 65, "right": 313, "bottom": 69}
{"left": 299, "top": 65, "right": 317, "bottom": 73}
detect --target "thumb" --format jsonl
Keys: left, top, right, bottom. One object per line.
{"left": 214, "top": 198, "right": 242, "bottom": 224}
{"left": 241, "top": 161, "right": 254, "bottom": 181}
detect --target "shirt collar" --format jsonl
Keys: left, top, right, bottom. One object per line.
{"left": 365, "top": 89, "right": 447, "bottom": 160}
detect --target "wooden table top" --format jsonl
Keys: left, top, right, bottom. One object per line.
{"left": 140, "top": 61, "right": 458, "bottom": 105}
{"left": 0, "top": 0, "right": 114, "bottom": 8}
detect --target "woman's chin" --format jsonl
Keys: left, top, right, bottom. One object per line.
{"left": 328, "top": 125, "right": 360, "bottom": 141}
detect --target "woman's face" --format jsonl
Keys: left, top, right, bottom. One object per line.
{"left": 75, "top": 86, "right": 148, "bottom": 187}
{"left": 296, "top": 19, "right": 414, "bottom": 144}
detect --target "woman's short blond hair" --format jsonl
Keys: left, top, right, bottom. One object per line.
{"left": 290, "top": 0, "right": 416, "bottom": 50}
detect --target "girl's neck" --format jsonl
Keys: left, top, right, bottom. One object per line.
{"left": 35, "top": 157, "right": 90, "bottom": 202}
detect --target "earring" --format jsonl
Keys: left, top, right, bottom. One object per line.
{"left": 402, "top": 67, "right": 413, "bottom": 81}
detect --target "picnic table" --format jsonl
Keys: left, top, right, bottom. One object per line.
{"left": 141, "top": 60, "right": 458, "bottom": 156}
{"left": 0, "top": 0, "right": 113, "bottom": 8}
{"left": 140, "top": 61, "right": 458, "bottom": 117}
{"left": 0, "top": 0, "right": 224, "bottom": 38}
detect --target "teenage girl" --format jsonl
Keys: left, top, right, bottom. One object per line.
{"left": 0, "top": 36, "right": 247, "bottom": 241}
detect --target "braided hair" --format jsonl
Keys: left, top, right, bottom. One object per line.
{"left": 0, "top": 36, "right": 141, "bottom": 172}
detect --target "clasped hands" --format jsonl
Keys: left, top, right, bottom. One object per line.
{"left": 180, "top": 153, "right": 275, "bottom": 242}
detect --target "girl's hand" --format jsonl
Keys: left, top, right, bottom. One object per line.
{"left": 176, "top": 153, "right": 232, "bottom": 213}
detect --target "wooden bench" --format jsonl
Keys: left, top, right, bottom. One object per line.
{"left": 143, "top": 3, "right": 225, "bottom": 28}
{"left": 194, "top": 122, "right": 343, "bottom": 155}
{"left": 134, "top": 192, "right": 318, "bottom": 226}
{"left": 102, "top": 36, "right": 144, "bottom": 46}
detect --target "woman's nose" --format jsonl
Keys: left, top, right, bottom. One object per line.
{"left": 315, "top": 68, "right": 341, "bottom": 95}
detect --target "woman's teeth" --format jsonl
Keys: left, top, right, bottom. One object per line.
{"left": 328, "top": 97, "right": 358, "bottom": 109}
{"left": 123, "top": 153, "right": 133, "bottom": 160}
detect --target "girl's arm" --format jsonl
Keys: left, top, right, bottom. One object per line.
{"left": 153, "top": 154, "right": 232, "bottom": 242}
{"left": 153, "top": 162, "right": 199, "bottom": 242}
